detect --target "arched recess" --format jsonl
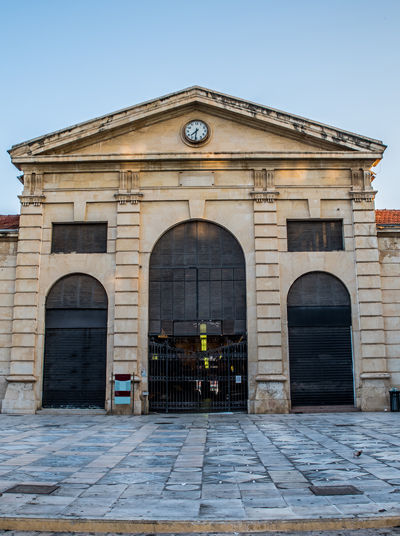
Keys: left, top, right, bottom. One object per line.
{"left": 287, "top": 271, "right": 354, "bottom": 407}
{"left": 42, "top": 274, "right": 108, "bottom": 408}
{"left": 148, "top": 220, "right": 247, "bottom": 412}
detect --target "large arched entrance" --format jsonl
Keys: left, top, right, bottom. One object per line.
{"left": 148, "top": 220, "right": 247, "bottom": 412}
{"left": 287, "top": 272, "right": 354, "bottom": 407}
{"left": 42, "top": 274, "right": 108, "bottom": 408}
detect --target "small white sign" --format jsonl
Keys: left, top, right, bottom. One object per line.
{"left": 235, "top": 375, "right": 242, "bottom": 384}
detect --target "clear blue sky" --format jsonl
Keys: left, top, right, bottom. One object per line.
{"left": 1, "top": 0, "right": 399, "bottom": 213}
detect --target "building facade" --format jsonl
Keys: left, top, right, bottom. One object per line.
{"left": 0, "top": 87, "right": 399, "bottom": 415}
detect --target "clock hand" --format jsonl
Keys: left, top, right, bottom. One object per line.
{"left": 192, "top": 128, "right": 198, "bottom": 139}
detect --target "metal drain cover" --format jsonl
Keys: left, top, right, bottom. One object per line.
{"left": 155, "top": 422, "right": 174, "bottom": 424}
{"left": 4, "top": 484, "right": 59, "bottom": 495}
{"left": 310, "top": 485, "right": 362, "bottom": 496}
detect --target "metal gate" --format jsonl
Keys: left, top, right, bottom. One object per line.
{"left": 149, "top": 339, "right": 248, "bottom": 412}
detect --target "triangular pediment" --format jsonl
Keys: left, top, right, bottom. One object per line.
{"left": 9, "top": 87, "right": 386, "bottom": 162}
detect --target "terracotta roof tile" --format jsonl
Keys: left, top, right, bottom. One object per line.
{"left": 376, "top": 209, "right": 400, "bottom": 225}
{"left": 0, "top": 215, "right": 20, "bottom": 230}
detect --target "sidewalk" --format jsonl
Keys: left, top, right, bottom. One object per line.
{"left": 0, "top": 412, "right": 398, "bottom": 532}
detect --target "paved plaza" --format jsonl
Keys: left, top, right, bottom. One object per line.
{"left": 0, "top": 412, "right": 398, "bottom": 528}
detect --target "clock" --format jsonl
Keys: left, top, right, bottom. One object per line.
{"left": 183, "top": 120, "right": 209, "bottom": 144}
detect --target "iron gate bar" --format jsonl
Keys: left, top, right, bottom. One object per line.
{"left": 149, "top": 339, "right": 247, "bottom": 413}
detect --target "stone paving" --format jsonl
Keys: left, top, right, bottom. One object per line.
{"left": 0, "top": 413, "right": 398, "bottom": 521}
{"left": 1, "top": 531, "right": 400, "bottom": 536}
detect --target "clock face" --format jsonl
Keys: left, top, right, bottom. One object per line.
{"left": 184, "top": 120, "right": 209, "bottom": 143}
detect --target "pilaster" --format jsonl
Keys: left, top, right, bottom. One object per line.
{"left": 251, "top": 170, "right": 287, "bottom": 413}
{"left": 3, "top": 176, "right": 45, "bottom": 413}
{"left": 352, "top": 181, "right": 390, "bottom": 410}
{"left": 113, "top": 170, "right": 142, "bottom": 414}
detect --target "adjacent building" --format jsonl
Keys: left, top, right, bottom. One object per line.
{"left": 0, "top": 87, "right": 399, "bottom": 414}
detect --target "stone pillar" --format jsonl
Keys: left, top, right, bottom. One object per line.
{"left": 351, "top": 169, "right": 390, "bottom": 410}
{"left": 3, "top": 172, "right": 45, "bottom": 414}
{"left": 113, "top": 171, "right": 142, "bottom": 414}
{"left": 251, "top": 170, "right": 287, "bottom": 413}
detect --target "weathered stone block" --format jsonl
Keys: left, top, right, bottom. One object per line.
{"left": 116, "top": 238, "right": 139, "bottom": 252}
{"left": 117, "top": 225, "right": 140, "bottom": 239}
{"left": 357, "top": 275, "right": 381, "bottom": 289}
{"left": 255, "top": 238, "right": 278, "bottom": 250}
{"left": 258, "top": 332, "right": 282, "bottom": 346}
{"left": 361, "top": 330, "right": 385, "bottom": 344}
{"left": 257, "top": 304, "right": 281, "bottom": 318}
{"left": 254, "top": 380, "right": 288, "bottom": 413}
{"left": 254, "top": 224, "right": 277, "bottom": 238}
{"left": 258, "top": 360, "right": 283, "bottom": 375}
{"left": 257, "top": 318, "right": 281, "bottom": 332}
{"left": 115, "top": 251, "right": 139, "bottom": 265}
{"left": 115, "top": 278, "right": 139, "bottom": 292}
{"left": 355, "top": 236, "right": 378, "bottom": 249}
{"left": 15, "top": 279, "right": 37, "bottom": 293}
{"left": 114, "top": 292, "right": 138, "bottom": 306}
{"left": 114, "top": 305, "right": 138, "bottom": 319}
{"left": 355, "top": 249, "right": 379, "bottom": 262}
{"left": 256, "top": 291, "right": 280, "bottom": 305}
{"left": 257, "top": 346, "right": 283, "bottom": 360}
{"left": 114, "top": 319, "right": 138, "bottom": 333}
{"left": 117, "top": 213, "right": 140, "bottom": 226}
{"left": 254, "top": 212, "right": 277, "bottom": 225}
{"left": 255, "top": 264, "right": 280, "bottom": 277}
{"left": 255, "top": 277, "right": 280, "bottom": 292}
{"left": 360, "top": 316, "right": 384, "bottom": 330}
{"left": 114, "top": 333, "right": 138, "bottom": 347}
{"left": 13, "top": 306, "right": 37, "bottom": 319}
{"left": 358, "top": 289, "right": 382, "bottom": 303}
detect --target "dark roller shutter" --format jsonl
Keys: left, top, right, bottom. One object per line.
{"left": 289, "top": 326, "right": 354, "bottom": 405}
{"left": 43, "top": 328, "right": 106, "bottom": 408}
{"left": 43, "top": 274, "right": 107, "bottom": 408}
{"left": 288, "top": 272, "right": 354, "bottom": 407}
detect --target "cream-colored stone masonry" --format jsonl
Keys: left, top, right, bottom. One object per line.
{"left": 0, "top": 231, "right": 17, "bottom": 408}
{"left": 378, "top": 230, "right": 400, "bottom": 388}
{"left": 2, "top": 86, "right": 393, "bottom": 414}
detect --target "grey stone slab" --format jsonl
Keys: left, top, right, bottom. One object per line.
{"left": 199, "top": 499, "right": 246, "bottom": 519}
{"left": 1, "top": 412, "right": 400, "bottom": 522}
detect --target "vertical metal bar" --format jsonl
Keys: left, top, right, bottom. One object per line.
{"left": 166, "top": 344, "right": 169, "bottom": 413}
{"left": 228, "top": 345, "right": 231, "bottom": 412}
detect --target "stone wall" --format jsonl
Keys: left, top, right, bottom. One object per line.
{"left": 0, "top": 232, "right": 18, "bottom": 407}
{"left": 379, "top": 230, "right": 400, "bottom": 388}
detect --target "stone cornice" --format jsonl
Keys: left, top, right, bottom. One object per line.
{"left": 9, "top": 86, "right": 386, "bottom": 159}
{"left": 11, "top": 151, "right": 384, "bottom": 166}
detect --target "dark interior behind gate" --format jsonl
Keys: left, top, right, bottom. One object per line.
{"left": 148, "top": 221, "right": 247, "bottom": 412}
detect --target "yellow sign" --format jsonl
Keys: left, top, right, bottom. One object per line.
{"left": 152, "top": 354, "right": 158, "bottom": 360}
{"left": 200, "top": 323, "right": 207, "bottom": 334}
{"left": 204, "top": 357, "right": 209, "bottom": 369}
{"left": 200, "top": 334, "right": 207, "bottom": 351}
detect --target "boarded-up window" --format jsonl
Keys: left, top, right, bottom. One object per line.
{"left": 51, "top": 223, "right": 107, "bottom": 253}
{"left": 287, "top": 220, "right": 343, "bottom": 252}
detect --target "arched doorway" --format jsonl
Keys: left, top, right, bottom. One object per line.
{"left": 287, "top": 272, "right": 354, "bottom": 407}
{"left": 148, "top": 220, "right": 247, "bottom": 412}
{"left": 43, "top": 274, "right": 108, "bottom": 408}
